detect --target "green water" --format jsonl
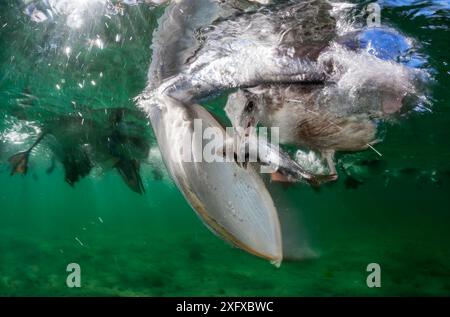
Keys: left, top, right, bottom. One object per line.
{"left": 0, "top": 0, "right": 449, "bottom": 296}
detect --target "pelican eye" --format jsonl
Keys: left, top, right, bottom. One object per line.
{"left": 245, "top": 101, "right": 255, "bottom": 112}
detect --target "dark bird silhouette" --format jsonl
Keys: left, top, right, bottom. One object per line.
{"left": 7, "top": 105, "right": 151, "bottom": 194}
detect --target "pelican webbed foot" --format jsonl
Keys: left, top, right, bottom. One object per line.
{"left": 8, "top": 132, "right": 47, "bottom": 176}
{"left": 114, "top": 158, "right": 145, "bottom": 194}
{"left": 8, "top": 151, "right": 31, "bottom": 175}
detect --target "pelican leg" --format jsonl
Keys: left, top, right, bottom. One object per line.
{"left": 321, "top": 149, "right": 337, "bottom": 176}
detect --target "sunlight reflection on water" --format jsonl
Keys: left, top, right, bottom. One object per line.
{"left": 24, "top": 0, "right": 109, "bottom": 28}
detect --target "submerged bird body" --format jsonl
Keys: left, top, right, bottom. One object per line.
{"left": 226, "top": 84, "right": 379, "bottom": 173}
{"left": 240, "top": 84, "right": 378, "bottom": 150}
{"left": 225, "top": 27, "right": 427, "bottom": 174}
{"left": 138, "top": 0, "right": 427, "bottom": 261}
{"left": 139, "top": 0, "right": 326, "bottom": 263}
{"left": 8, "top": 107, "right": 150, "bottom": 193}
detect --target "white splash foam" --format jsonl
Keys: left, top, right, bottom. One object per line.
{"left": 295, "top": 150, "right": 326, "bottom": 174}
{"left": 329, "top": 1, "right": 359, "bottom": 36}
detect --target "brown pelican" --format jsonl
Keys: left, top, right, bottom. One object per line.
{"left": 144, "top": 0, "right": 340, "bottom": 180}
{"left": 224, "top": 27, "right": 428, "bottom": 175}
{"left": 138, "top": 0, "right": 383, "bottom": 263}
{"left": 138, "top": 0, "right": 285, "bottom": 264}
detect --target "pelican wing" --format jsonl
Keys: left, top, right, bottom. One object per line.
{"left": 156, "top": 0, "right": 336, "bottom": 101}
{"left": 147, "top": 0, "right": 236, "bottom": 90}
